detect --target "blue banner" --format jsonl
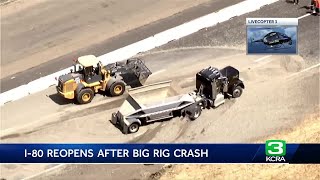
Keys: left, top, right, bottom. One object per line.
{"left": 0, "top": 143, "right": 319, "bottom": 164}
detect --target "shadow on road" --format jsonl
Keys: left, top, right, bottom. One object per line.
{"left": 48, "top": 94, "right": 74, "bottom": 105}
{"left": 109, "top": 120, "right": 127, "bottom": 135}
{"left": 285, "top": 0, "right": 295, "bottom": 4}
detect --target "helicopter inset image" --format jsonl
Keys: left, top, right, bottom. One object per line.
{"left": 250, "top": 31, "right": 293, "bottom": 50}
{"left": 247, "top": 24, "right": 297, "bottom": 54}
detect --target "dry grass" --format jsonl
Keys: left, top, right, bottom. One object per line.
{"left": 160, "top": 110, "right": 320, "bottom": 180}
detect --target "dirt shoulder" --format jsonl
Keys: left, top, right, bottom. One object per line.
{"left": 159, "top": 111, "right": 320, "bottom": 180}
{"left": 1, "top": 0, "right": 45, "bottom": 15}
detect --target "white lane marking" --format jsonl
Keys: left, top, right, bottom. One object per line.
{"left": 254, "top": 55, "right": 272, "bottom": 62}
{"left": 136, "top": 46, "right": 242, "bottom": 56}
{"left": 0, "top": 0, "right": 281, "bottom": 106}
{"left": 288, "top": 63, "right": 320, "bottom": 78}
{"left": 254, "top": 59, "right": 274, "bottom": 68}
{"left": 23, "top": 164, "right": 65, "bottom": 180}
{"left": 151, "top": 69, "right": 167, "bottom": 76}
{"left": 297, "top": 13, "right": 311, "bottom": 20}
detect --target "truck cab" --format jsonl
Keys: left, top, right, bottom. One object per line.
{"left": 196, "top": 66, "right": 245, "bottom": 107}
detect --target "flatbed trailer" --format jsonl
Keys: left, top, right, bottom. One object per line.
{"left": 112, "top": 89, "right": 203, "bottom": 134}
{"left": 111, "top": 66, "right": 245, "bottom": 134}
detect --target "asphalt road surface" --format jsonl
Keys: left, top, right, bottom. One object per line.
{"left": 0, "top": 0, "right": 245, "bottom": 92}
{"left": 1, "top": 0, "right": 211, "bottom": 77}
{"left": 0, "top": 0, "right": 319, "bottom": 179}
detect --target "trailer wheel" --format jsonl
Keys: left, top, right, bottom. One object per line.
{"left": 77, "top": 88, "right": 94, "bottom": 104}
{"left": 128, "top": 123, "right": 140, "bottom": 133}
{"left": 110, "top": 81, "right": 126, "bottom": 96}
{"left": 188, "top": 105, "right": 202, "bottom": 121}
{"left": 232, "top": 86, "right": 243, "bottom": 98}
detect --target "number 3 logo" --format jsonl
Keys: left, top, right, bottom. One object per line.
{"left": 268, "top": 142, "right": 283, "bottom": 154}
{"left": 266, "top": 140, "right": 286, "bottom": 156}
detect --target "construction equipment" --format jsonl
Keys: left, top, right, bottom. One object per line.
{"left": 56, "top": 55, "right": 152, "bottom": 104}
{"left": 111, "top": 66, "right": 245, "bottom": 134}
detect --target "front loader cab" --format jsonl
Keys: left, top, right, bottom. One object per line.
{"left": 77, "top": 55, "right": 103, "bottom": 84}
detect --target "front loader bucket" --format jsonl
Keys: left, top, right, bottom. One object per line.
{"left": 105, "top": 58, "right": 152, "bottom": 88}
{"left": 126, "top": 58, "right": 152, "bottom": 87}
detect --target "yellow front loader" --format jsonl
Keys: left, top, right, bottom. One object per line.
{"left": 57, "top": 55, "right": 151, "bottom": 104}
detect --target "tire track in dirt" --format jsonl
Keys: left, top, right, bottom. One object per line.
{"left": 129, "top": 123, "right": 164, "bottom": 143}
{"left": 59, "top": 98, "right": 125, "bottom": 121}
{"left": 1, "top": 98, "right": 126, "bottom": 141}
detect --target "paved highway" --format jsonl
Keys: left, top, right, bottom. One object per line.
{"left": 0, "top": 0, "right": 244, "bottom": 92}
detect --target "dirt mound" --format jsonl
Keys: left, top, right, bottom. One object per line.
{"left": 119, "top": 80, "right": 183, "bottom": 115}
{"left": 279, "top": 55, "right": 305, "bottom": 73}
{"left": 240, "top": 55, "right": 305, "bottom": 83}
{"left": 128, "top": 80, "right": 182, "bottom": 104}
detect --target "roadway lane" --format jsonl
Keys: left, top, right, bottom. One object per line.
{"left": 33, "top": 0, "right": 320, "bottom": 179}
{"left": 1, "top": 0, "right": 210, "bottom": 76}
{"left": 0, "top": 0, "right": 244, "bottom": 92}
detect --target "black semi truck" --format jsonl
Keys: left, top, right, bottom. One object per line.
{"left": 111, "top": 66, "right": 245, "bottom": 134}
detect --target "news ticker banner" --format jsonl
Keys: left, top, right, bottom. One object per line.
{"left": 246, "top": 18, "right": 298, "bottom": 54}
{"left": 0, "top": 141, "right": 319, "bottom": 164}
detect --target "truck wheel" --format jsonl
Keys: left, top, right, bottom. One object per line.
{"left": 77, "top": 88, "right": 94, "bottom": 104}
{"left": 128, "top": 123, "right": 140, "bottom": 133}
{"left": 110, "top": 81, "right": 126, "bottom": 96}
{"left": 232, "top": 86, "right": 243, "bottom": 98}
{"left": 188, "top": 105, "right": 202, "bottom": 121}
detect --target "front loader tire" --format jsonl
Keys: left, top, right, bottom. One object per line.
{"left": 109, "top": 81, "right": 126, "bottom": 97}
{"left": 77, "top": 88, "right": 94, "bottom": 104}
